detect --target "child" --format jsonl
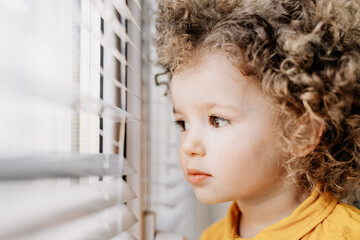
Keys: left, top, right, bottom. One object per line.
{"left": 156, "top": 0, "right": 360, "bottom": 239}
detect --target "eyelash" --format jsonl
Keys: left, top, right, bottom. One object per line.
{"left": 209, "top": 115, "right": 230, "bottom": 128}
{"left": 174, "top": 120, "right": 187, "bottom": 132}
{"left": 174, "top": 115, "right": 230, "bottom": 132}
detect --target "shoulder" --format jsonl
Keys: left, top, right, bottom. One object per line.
{"left": 323, "top": 202, "right": 360, "bottom": 239}
{"left": 199, "top": 218, "right": 227, "bottom": 240}
{"left": 330, "top": 201, "right": 360, "bottom": 225}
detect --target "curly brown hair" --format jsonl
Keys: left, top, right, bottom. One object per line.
{"left": 156, "top": 0, "right": 360, "bottom": 199}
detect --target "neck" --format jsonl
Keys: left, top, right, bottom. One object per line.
{"left": 236, "top": 184, "right": 307, "bottom": 238}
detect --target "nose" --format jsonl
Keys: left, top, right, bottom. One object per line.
{"left": 180, "top": 127, "right": 206, "bottom": 157}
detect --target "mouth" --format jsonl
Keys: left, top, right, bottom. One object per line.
{"left": 187, "top": 168, "right": 212, "bottom": 184}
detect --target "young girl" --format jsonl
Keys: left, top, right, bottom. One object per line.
{"left": 156, "top": 0, "right": 360, "bottom": 239}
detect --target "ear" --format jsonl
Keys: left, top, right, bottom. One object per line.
{"left": 295, "top": 101, "right": 325, "bottom": 157}
{"left": 299, "top": 117, "right": 324, "bottom": 157}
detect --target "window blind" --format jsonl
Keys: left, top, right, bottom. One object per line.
{"left": 0, "top": 0, "right": 142, "bottom": 240}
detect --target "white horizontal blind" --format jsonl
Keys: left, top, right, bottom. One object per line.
{"left": 0, "top": 0, "right": 142, "bottom": 239}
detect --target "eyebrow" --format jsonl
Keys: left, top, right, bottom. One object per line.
{"left": 200, "top": 102, "right": 240, "bottom": 111}
{"left": 173, "top": 102, "right": 240, "bottom": 114}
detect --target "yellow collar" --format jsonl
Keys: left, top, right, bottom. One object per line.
{"left": 225, "top": 189, "right": 338, "bottom": 239}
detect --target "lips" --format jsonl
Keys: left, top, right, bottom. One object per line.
{"left": 187, "top": 168, "right": 212, "bottom": 184}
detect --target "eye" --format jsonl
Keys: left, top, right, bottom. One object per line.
{"left": 209, "top": 115, "right": 230, "bottom": 128}
{"left": 174, "top": 120, "right": 190, "bottom": 132}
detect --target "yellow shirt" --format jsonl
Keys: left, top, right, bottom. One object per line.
{"left": 200, "top": 190, "right": 360, "bottom": 240}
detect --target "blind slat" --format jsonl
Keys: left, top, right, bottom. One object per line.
{"left": 90, "top": 0, "right": 138, "bottom": 50}
{"left": 73, "top": 6, "right": 135, "bottom": 64}
{"left": 0, "top": 154, "right": 136, "bottom": 180}
{"left": 110, "top": 232, "right": 137, "bottom": 240}
{"left": 9, "top": 205, "right": 137, "bottom": 240}
{"left": 154, "top": 172, "right": 183, "bottom": 187}
{"left": 0, "top": 80, "right": 140, "bottom": 123}
{"left": 154, "top": 184, "right": 188, "bottom": 207}
{"left": 91, "top": 97, "right": 141, "bottom": 123}
{"left": 0, "top": 179, "right": 136, "bottom": 239}
{"left": 0, "top": 0, "right": 142, "bottom": 238}
{"left": 99, "top": 67, "right": 141, "bottom": 101}
{"left": 129, "top": 0, "right": 141, "bottom": 9}
{"left": 111, "top": 0, "right": 141, "bottom": 30}
{"left": 110, "top": 18, "right": 137, "bottom": 51}
{"left": 98, "top": 32, "right": 130, "bottom": 67}
{"left": 153, "top": 160, "right": 179, "bottom": 168}
{"left": 156, "top": 202, "right": 188, "bottom": 232}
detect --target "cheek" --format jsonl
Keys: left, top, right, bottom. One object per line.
{"left": 209, "top": 139, "right": 253, "bottom": 174}
{"left": 210, "top": 135, "right": 275, "bottom": 178}
{"left": 223, "top": 151, "right": 253, "bottom": 173}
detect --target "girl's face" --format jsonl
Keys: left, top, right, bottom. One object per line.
{"left": 171, "top": 52, "right": 288, "bottom": 204}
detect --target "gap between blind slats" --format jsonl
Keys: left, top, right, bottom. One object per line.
{"left": 0, "top": 154, "right": 136, "bottom": 180}
{"left": 75, "top": 11, "right": 139, "bottom": 69}
{"left": 99, "top": 66, "right": 141, "bottom": 101}
{"left": 90, "top": 0, "right": 138, "bottom": 51}
{"left": 74, "top": 10, "right": 132, "bottom": 67}
{"left": 98, "top": 32, "right": 129, "bottom": 68}
{"left": 0, "top": 179, "right": 136, "bottom": 239}
{"left": 99, "top": 129, "right": 138, "bottom": 149}
{"left": 8, "top": 205, "right": 137, "bottom": 240}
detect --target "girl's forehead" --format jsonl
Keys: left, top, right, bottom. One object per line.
{"left": 171, "top": 52, "right": 261, "bottom": 96}
{"left": 170, "top": 51, "right": 279, "bottom": 116}
{"left": 173, "top": 52, "right": 240, "bottom": 82}
{"left": 172, "top": 70, "right": 272, "bottom": 113}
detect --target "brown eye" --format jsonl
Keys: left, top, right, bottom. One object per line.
{"left": 209, "top": 115, "right": 230, "bottom": 128}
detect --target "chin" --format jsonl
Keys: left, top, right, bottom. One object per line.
{"left": 194, "top": 190, "right": 228, "bottom": 204}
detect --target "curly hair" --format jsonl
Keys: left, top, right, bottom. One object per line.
{"left": 156, "top": 0, "right": 360, "bottom": 199}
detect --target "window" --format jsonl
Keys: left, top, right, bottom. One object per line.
{"left": 0, "top": 0, "right": 142, "bottom": 239}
